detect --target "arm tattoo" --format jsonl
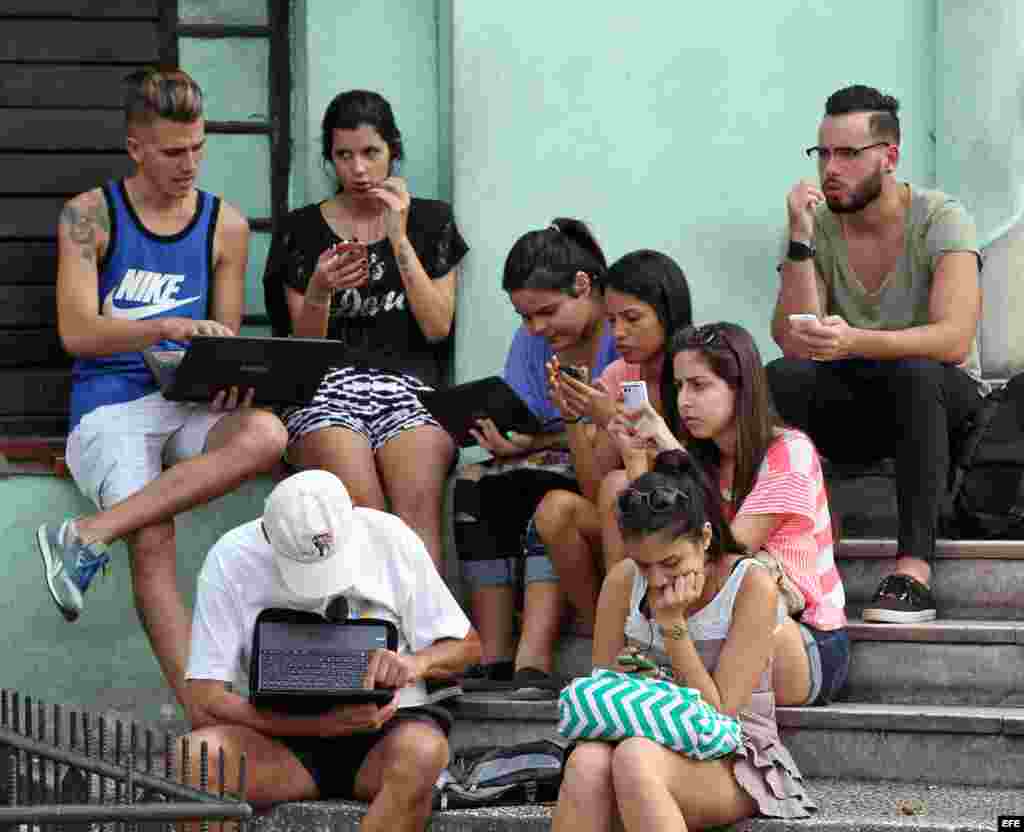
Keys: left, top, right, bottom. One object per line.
{"left": 60, "top": 199, "right": 109, "bottom": 263}
{"left": 396, "top": 240, "right": 414, "bottom": 275}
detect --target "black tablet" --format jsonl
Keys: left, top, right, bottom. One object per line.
{"left": 416, "top": 376, "right": 544, "bottom": 448}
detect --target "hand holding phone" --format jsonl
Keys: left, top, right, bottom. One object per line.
{"left": 328, "top": 240, "right": 369, "bottom": 290}
{"left": 788, "top": 313, "right": 818, "bottom": 328}
{"left": 559, "top": 364, "right": 590, "bottom": 383}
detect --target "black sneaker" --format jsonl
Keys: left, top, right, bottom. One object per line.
{"left": 504, "top": 667, "right": 562, "bottom": 701}
{"left": 424, "top": 678, "right": 464, "bottom": 703}
{"left": 862, "top": 574, "right": 937, "bottom": 623}
{"left": 459, "top": 660, "right": 516, "bottom": 692}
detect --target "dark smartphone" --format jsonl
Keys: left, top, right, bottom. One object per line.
{"left": 559, "top": 364, "right": 588, "bottom": 382}
{"left": 617, "top": 653, "right": 658, "bottom": 672}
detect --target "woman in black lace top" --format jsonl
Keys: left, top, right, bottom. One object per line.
{"left": 263, "top": 89, "right": 468, "bottom": 570}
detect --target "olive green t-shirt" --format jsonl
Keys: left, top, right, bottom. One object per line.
{"left": 811, "top": 183, "right": 982, "bottom": 382}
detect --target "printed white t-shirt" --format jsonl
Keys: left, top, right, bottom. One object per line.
{"left": 186, "top": 508, "right": 472, "bottom": 708}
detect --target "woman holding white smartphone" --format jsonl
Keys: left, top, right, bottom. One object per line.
{"left": 605, "top": 322, "right": 850, "bottom": 706}
{"left": 537, "top": 249, "right": 693, "bottom": 637}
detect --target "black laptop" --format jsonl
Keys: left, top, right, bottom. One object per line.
{"left": 415, "top": 376, "right": 543, "bottom": 448}
{"left": 142, "top": 335, "right": 372, "bottom": 407}
{"left": 249, "top": 608, "right": 398, "bottom": 713}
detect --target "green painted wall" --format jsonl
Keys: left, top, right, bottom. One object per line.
{"left": 2, "top": 1, "right": 957, "bottom": 719}
{"left": 293, "top": 0, "right": 445, "bottom": 206}
{"left": 936, "top": 0, "right": 1023, "bottom": 245}
{"left": 450, "top": 0, "right": 937, "bottom": 385}
{"left": 0, "top": 476, "right": 273, "bottom": 721}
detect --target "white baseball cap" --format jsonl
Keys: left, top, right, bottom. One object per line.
{"left": 263, "top": 470, "right": 369, "bottom": 599}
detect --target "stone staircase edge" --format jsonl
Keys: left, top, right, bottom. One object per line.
{"left": 249, "top": 777, "right": 1024, "bottom": 832}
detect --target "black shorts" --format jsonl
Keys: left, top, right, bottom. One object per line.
{"left": 279, "top": 705, "right": 451, "bottom": 800}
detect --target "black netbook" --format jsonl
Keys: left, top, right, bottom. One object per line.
{"left": 142, "top": 335, "right": 370, "bottom": 407}
{"left": 249, "top": 608, "right": 398, "bottom": 713}
{"left": 415, "top": 376, "right": 543, "bottom": 448}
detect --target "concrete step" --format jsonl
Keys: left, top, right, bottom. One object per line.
{"left": 842, "top": 618, "right": 1024, "bottom": 706}
{"left": 251, "top": 777, "right": 1024, "bottom": 832}
{"left": 543, "top": 620, "right": 1024, "bottom": 706}
{"left": 448, "top": 696, "right": 1024, "bottom": 788}
{"left": 836, "top": 539, "right": 1024, "bottom": 619}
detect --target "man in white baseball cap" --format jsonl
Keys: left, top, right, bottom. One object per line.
{"left": 179, "top": 470, "right": 480, "bottom": 830}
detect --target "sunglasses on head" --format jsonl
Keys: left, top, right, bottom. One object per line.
{"left": 678, "top": 324, "right": 741, "bottom": 368}
{"left": 617, "top": 486, "right": 689, "bottom": 515}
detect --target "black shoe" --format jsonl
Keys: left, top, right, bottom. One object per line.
{"left": 459, "top": 660, "right": 516, "bottom": 692}
{"left": 424, "top": 677, "right": 464, "bottom": 703}
{"left": 504, "top": 667, "right": 562, "bottom": 701}
{"left": 862, "top": 574, "right": 937, "bottom": 623}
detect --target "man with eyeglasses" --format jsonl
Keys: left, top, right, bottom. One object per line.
{"left": 767, "top": 84, "right": 983, "bottom": 625}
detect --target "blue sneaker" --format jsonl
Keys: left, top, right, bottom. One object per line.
{"left": 36, "top": 520, "right": 110, "bottom": 622}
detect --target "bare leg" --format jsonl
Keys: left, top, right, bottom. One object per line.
{"left": 772, "top": 617, "right": 813, "bottom": 706}
{"left": 611, "top": 737, "right": 756, "bottom": 832}
{"left": 353, "top": 720, "right": 450, "bottom": 832}
{"left": 534, "top": 490, "right": 603, "bottom": 633}
{"left": 126, "top": 521, "right": 192, "bottom": 706}
{"left": 552, "top": 742, "right": 619, "bottom": 832}
{"left": 75, "top": 409, "right": 286, "bottom": 545}
{"left": 287, "top": 426, "right": 387, "bottom": 510}
{"left": 179, "top": 724, "right": 317, "bottom": 826}
{"left": 597, "top": 470, "right": 629, "bottom": 572}
{"left": 377, "top": 425, "right": 456, "bottom": 572}
{"left": 514, "top": 581, "right": 564, "bottom": 673}
{"left": 470, "top": 585, "right": 518, "bottom": 663}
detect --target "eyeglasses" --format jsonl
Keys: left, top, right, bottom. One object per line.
{"left": 618, "top": 486, "right": 689, "bottom": 515}
{"left": 804, "top": 142, "right": 890, "bottom": 163}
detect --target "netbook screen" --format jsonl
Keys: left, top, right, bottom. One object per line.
{"left": 262, "top": 620, "right": 389, "bottom": 654}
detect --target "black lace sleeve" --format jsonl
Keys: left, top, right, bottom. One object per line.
{"left": 262, "top": 223, "right": 308, "bottom": 337}
{"left": 409, "top": 199, "right": 469, "bottom": 278}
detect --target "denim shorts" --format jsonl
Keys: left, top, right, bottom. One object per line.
{"left": 797, "top": 624, "right": 850, "bottom": 706}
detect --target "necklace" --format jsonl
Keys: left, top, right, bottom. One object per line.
{"left": 333, "top": 195, "right": 385, "bottom": 243}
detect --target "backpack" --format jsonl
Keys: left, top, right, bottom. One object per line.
{"left": 432, "top": 739, "right": 565, "bottom": 811}
{"left": 950, "top": 373, "right": 1024, "bottom": 538}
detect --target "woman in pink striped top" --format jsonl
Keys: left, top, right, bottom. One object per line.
{"left": 608, "top": 322, "right": 849, "bottom": 706}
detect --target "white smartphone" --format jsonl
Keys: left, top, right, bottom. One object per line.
{"left": 621, "top": 380, "right": 649, "bottom": 411}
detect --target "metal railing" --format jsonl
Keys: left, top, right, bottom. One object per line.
{"left": 0, "top": 689, "right": 252, "bottom": 831}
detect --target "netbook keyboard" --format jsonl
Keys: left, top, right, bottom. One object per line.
{"left": 260, "top": 648, "right": 371, "bottom": 691}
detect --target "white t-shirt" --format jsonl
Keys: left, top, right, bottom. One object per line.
{"left": 186, "top": 508, "right": 472, "bottom": 709}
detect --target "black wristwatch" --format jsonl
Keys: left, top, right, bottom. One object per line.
{"left": 787, "top": 239, "right": 816, "bottom": 262}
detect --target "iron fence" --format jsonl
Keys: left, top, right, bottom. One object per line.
{"left": 0, "top": 689, "right": 252, "bottom": 832}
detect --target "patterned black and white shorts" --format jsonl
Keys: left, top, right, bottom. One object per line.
{"left": 281, "top": 367, "right": 441, "bottom": 451}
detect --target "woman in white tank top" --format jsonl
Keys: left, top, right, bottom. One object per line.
{"left": 552, "top": 450, "right": 816, "bottom": 830}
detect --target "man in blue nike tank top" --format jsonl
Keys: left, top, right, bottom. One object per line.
{"left": 35, "top": 68, "right": 288, "bottom": 709}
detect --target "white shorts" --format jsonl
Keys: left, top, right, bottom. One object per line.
{"left": 66, "top": 392, "right": 228, "bottom": 510}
